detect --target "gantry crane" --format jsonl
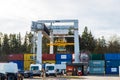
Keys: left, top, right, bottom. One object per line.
{"left": 31, "top": 20, "right": 80, "bottom": 64}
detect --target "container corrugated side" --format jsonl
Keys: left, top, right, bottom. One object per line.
{"left": 105, "top": 53, "right": 120, "bottom": 60}
{"left": 66, "top": 66, "right": 74, "bottom": 72}
{"left": 9, "top": 60, "right": 24, "bottom": 70}
{"left": 89, "top": 60, "right": 105, "bottom": 67}
{"left": 24, "top": 53, "right": 36, "bottom": 61}
{"left": 90, "top": 54, "right": 104, "bottom": 60}
{"left": 56, "top": 60, "right": 72, "bottom": 64}
{"left": 89, "top": 67, "right": 105, "bottom": 74}
{"left": 56, "top": 53, "right": 72, "bottom": 60}
{"left": 42, "top": 54, "right": 55, "bottom": 60}
{"left": 42, "top": 60, "right": 55, "bottom": 64}
{"left": 105, "top": 66, "right": 119, "bottom": 74}
{"left": 8, "top": 54, "right": 24, "bottom": 60}
{"left": 105, "top": 60, "right": 120, "bottom": 67}
{"left": 24, "top": 60, "right": 35, "bottom": 70}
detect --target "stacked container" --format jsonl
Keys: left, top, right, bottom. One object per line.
{"left": 24, "top": 53, "right": 36, "bottom": 70}
{"left": 89, "top": 54, "right": 105, "bottom": 74}
{"left": 56, "top": 53, "right": 72, "bottom": 64}
{"left": 42, "top": 54, "right": 56, "bottom": 64}
{"left": 8, "top": 54, "right": 24, "bottom": 71}
{"left": 105, "top": 53, "right": 120, "bottom": 75}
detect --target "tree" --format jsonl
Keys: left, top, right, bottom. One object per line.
{"left": 0, "top": 32, "right": 3, "bottom": 54}
{"left": 94, "top": 36, "right": 107, "bottom": 53}
{"left": 42, "top": 36, "right": 49, "bottom": 53}
{"left": 17, "top": 33, "right": 22, "bottom": 53}
{"left": 27, "top": 32, "right": 33, "bottom": 53}
{"left": 2, "top": 34, "right": 10, "bottom": 54}
{"left": 80, "top": 26, "right": 96, "bottom": 52}
{"left": 107, "top": 35, "right": 120, "bottom": 53}
{"left": 9, "top": 34, "right": 19, "bottom": 53}
{"left": 21, "top": 32, "right": 28, "bottom": 53}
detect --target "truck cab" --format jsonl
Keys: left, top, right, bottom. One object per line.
{"left": 30, "top": 64, "right": 42, "bottom": 76}
{"left": 0, "top": 62, "right": 23, "bottom": 80}
{"left": 45, "top": 64, "right": 57, "bottom": 77}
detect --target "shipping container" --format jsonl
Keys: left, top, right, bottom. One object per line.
{"left": 105, "top": 53, "right": 120, "bottom": 60}
{"left": 56, "top": 60, "right": 72, "bottom": 64}
{"left": 9, "top": 60, "right": 24, "bottom": 70}
{"left": 66, "top": 66, "right": 74, "bottom": 72}
{"left": 56, "top": 53, "right": 72, "bottom": 60}
{"left": 24, "top": 60, "right": 35, "bottom": 70}
{"left": 105, "top": 60, "right": 120, "bottom": 67}
{"left": 42, "top": 54, "right": 55, "bottom": 60}
{"left": 8, "top": 54, "right": 24, "bottom": 60}
{"left": 24, "top": 53, "right": 36, "bottom": 61}
{"left": 90, "top": 53, "right": 104, "bottom": 60}
{"left": 89, "top": 60, "right": 105, "bottom": 67}
{"left": 89, "top": 67, "right": 105, "bottom": 74}
{"left": 105, "top": 66, "right": 119, "bottom": 74}
{"left": 42, "top": 60, "right": 55, "bottom": 64}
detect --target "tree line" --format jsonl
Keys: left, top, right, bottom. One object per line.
{"left": 0, "top": 26, "right": 120, "bottom": 55}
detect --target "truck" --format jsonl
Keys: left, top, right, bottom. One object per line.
{"left": 24, "top": 64, "right": 42, "bottom": 78}
{"left": 45, "top": 64, "right": 57, "bottom": 77}
{"left": 0, "top": 62, "right": 23, "bottom": 80}
{"left": 55, "top": 64, "right": 66, "bottom": 75}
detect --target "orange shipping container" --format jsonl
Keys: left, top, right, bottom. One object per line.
{"left": 66, "top": 66, "right": 74, "bottom": 72}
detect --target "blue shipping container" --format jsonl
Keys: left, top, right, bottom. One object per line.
{"left": 56, "top": 54, "right": 72, "bottom": 60}
{"left": 56, "top": 60, "right": 72, "bottom": 64}
{"left": 105, "top": 67, "right": 119, "bottom": 74}
{"left": 89, "top": 60, "right": 105, "bottom": 67}
{"left": 89, "top": 67, "right": 105, "bottom": 74}
{"left": 9, "top": 60, "right": 24, "bottom": 70}
{"left": 106, "top": 60, "right": 120, "bottom": 67}
{"left": 105, "top": 53, "right": 120, "bottom": 60}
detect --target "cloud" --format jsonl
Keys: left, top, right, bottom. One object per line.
{"left": 0, "top": 0, "right": 120, "bottom": 40}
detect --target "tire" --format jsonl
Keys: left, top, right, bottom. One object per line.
{"left": 54, "top": 74, "right": 57, "bottom": 77}
{"left": 7, "top": 75, "right": 17, "bottom": 80}
{"left": 24, "top": 73, "right": 29, "bottom": 78}
{"left": 46, "top": 74, "right": 49, "bottom": 77}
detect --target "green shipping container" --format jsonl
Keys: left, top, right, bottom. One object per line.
{"left": 90, "top": 54, "right": 104, "bottom": 60}
{"left": 89, "top": 60, "right": 105, "bottom": 67}
{"left": 89, "top": 67, "right": 105, "bottom": 74}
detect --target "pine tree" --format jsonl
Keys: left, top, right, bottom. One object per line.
{"left": 21, "top": 32, "right": 28, "bottom": 53}
{"left": 81, "top": 26, "right": 96, "bottom": 52}
{"left": 2, "top": 34, "right": 10, "bottom": 54}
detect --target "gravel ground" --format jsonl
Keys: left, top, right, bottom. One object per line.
{"left": 23, "top": 75, "right": 120, "bottom": 80}
{"left": 82, "top": 75, "right": 120, "bottom": 80}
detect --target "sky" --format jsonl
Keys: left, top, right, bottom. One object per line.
{"left": 0, "top": 0, "right": 120, "bottom": 40}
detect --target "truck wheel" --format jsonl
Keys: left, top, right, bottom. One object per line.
{"left": 7, "top": 75, "right": 16, "bottom": 80}
{"left": 24, "top": 73, "right": 29, "bottom": 78}
{"left": 46, "top": 74, "right": 48, "bottom": 77}
{"left": 54, "top": 74, "right": 57, "bottom": 77}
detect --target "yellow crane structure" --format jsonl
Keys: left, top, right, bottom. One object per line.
{"left": 47, "top": 39, "right": 74, "bottom": 47}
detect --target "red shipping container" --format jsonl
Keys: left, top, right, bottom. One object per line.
{"left": 66, "top": 66, "right": 74, "bottom": 72}
{"left": 8, "top": 54, "right": 24, "bottom": 60}
{"left": 42, "top": 54, "right": 55, "bottom": 60}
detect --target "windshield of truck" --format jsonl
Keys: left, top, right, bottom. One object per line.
{"left": 31, "top": 66, "right": 39, "bottom": 70}
{"left": 47, "top": 66, "right": 54, "bottom": 70}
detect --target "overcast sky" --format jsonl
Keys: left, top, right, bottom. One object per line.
{"left": 0, "top": 0, "right": 120, "bottom": 40}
